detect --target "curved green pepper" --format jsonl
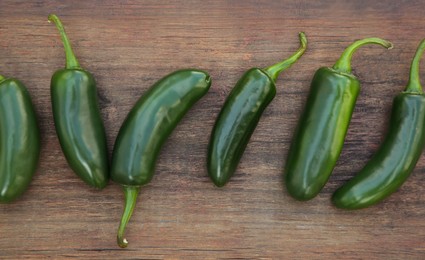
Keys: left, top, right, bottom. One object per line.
{"left": 285, "top": 37, "right": 393, "bottom": 201}
{"left": 207, "top": 32, "right": 307, "bottom": 187}
{"left": 332, "top": 39, "right": 425, "bottom": 209}
{"left": 111, "top": 69, "right": 211, "bottom": 248}
{"left": 0, "top": 75, "right": 40, "bottom": 203}
{"left": 49, "top": 14, "right": 109, "bottom": 189}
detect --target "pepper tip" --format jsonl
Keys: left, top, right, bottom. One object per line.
{"left": 117, "top": 235, "right": 129, "bottom": 248}
{"left": 47, "top": 14, "right": 56, "bottom": 23}
{"left": 298, "top": 32, "right": 307, "bottom": 47}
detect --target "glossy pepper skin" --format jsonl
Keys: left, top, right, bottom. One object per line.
{"left": 49, "top": 14, "right": 109, "bottom": 189}
{"left": 285, "top": 37, "right": 393, "bottom": 201}
{"left": 332, "top": 39, "right": 425, "bottom": 209}
{"left": 111, "top": 69, "right": 211, "bottom": 248}
{"left": 0, "top": 75, "right": 40, "bottom": 203}
{"left": 208, "top": 32, "right": 307, "bottom": 187}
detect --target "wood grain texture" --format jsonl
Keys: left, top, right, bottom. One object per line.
{"left": 0, "top": 0, "right": 424, "bottom": 259}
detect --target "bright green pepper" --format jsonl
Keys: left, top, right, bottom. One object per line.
{"left": 49, "top": 14, "right": 109, "bottom": 189}
{"left": 285, "top": 37, "right": 393, "bottom": 201}
{"left": 208, "top": 32, "right": 307, "bottom": 187}
{"left": 111, "top": 69, "right": 211, "bottom": 248}
{"left": 332, "top": 39, "right": 425, "bottom": 209}
{"left": 0, "top": 75, "right": 40, "bottom": 203}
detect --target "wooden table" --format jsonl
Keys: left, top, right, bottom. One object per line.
{"left": 1, "top": 1, "right": 424, "bottom": 259}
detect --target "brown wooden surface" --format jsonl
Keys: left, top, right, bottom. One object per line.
{"left": 1, "top": 0, "right": 425, "bottom": 259}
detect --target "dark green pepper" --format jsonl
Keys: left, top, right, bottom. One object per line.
{"left": 332, "top": 39, "right": 425, "bottom": 209}
{"left": 0, "top": 75, "right": 40, "bottom": 203}
{"left": 207, "top": 32, "right": 307, "bottom": 187}
{"left": 49, "top": 14, "right": 109, "bottom": 189}
{"left": 285, "top": 37, "right": 393, "bottom": 201}
{"left": 111, "top": 69, "right": 211, "bottom": 248}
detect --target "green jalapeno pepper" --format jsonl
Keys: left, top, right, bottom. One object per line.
{"left": 332, "top": 39, "right": 425, "bottom": 209}
{"left": 111, "top": 69, "right": 211, "bottom": 248}
{"left": 284, "top": 37, "right": 393, "bottom": 201}
{"left": 0, "top": 74, "right": 40, "bottom": 203}
{"left": 207, "top": 32, "right": 307, "bottom": 187}
{"left": 48, "top": 14, "right": 109, "bottom": 189}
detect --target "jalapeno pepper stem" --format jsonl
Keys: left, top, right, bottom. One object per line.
{"left": 117, "top": 186, "right": 140, "bottom": 248}
{"left": 264, "top": 32, "right": 307, "bottom": 82}
{"left": 48, "top": 14, "right": 81, "bottom": 69}
{"left": 406, "top": 39, "right": 425, "bottom": 94}
{"left": 333, "top": 37, "right": 393, "bottom": 74}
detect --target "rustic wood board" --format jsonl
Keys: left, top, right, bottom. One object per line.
{"left": 1, "top": 0, "right": 424, "bottom": 259}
